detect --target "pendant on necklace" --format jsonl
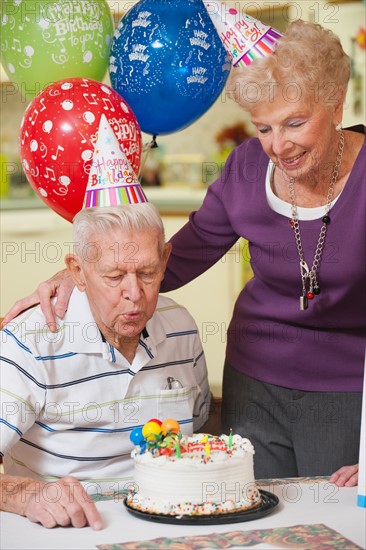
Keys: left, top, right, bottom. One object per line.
{"left": 285, "top": 131, "right": 345, "bottom": 312}
{"left": 300, "top": 295, "right": 308, "bottom": 311}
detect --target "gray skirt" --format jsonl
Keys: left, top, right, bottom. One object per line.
{"left": 221, "top": 363, "right": 362, "bottom": 479}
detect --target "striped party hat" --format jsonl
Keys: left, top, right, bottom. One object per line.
{"left": 203, "top": 1, "right": 282, "bottom": 68}
{"left": 84, "top": 114, "right": 147, "bottom": 209}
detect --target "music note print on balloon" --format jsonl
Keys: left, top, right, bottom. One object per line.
{"left": 39, "top": 98, "right": 47, "bottom": 112}
{"left": 83, "top": 92, "right": 98, "bottom": 105}
{"left": 44, "top": 167, "right": 56, "bottom": 181}
{"left": 21, "top": 129, "right": 29, "bottom": 146}
{"left": 18, "top": 16, "right": 30, "bottom": 31}
{"left": 51, "top": 145, "right": 65, "bottom": 160}
{"left": 11, "top": 38, "right": 22, "bottom": 52}
{"left": 101, "top": 97, "right": 116, "bottom": 112}
{"left": 78, "top": 131, "right": 88, "bottom": 144}
{"left": 29, "top": 109, "right": 39, "bottom": 125}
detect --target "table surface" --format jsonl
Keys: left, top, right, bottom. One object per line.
{"left": 1, "top": 480, "right": 365, "bottom": 550}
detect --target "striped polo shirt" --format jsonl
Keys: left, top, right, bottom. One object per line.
{"left": 0, "top": 289, "right": 210, "bottom": 495}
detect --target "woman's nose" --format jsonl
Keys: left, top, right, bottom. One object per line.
{"left": 271, "top": 130, "right": 292, "bottom": 156}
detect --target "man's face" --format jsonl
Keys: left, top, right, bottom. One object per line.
{"left": 69, "top": 228, "right": 170, "bottom": 344}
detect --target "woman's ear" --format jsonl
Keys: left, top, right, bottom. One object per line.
{"left": 64, "top": 254, "right": 86, "bottom": 291}
{"left": 333, "top": 86, "right": 345, "bottom": 128}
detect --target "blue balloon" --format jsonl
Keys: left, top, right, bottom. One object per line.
{"left": 130, "top": 427, "right": 145, "bottom": 445}
{"left": 109, "top": 0, "right": 231, "bottom": 135}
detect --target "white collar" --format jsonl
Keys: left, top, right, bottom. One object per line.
{"left": 265, "top": 160, "right": 340, "bottom": 220}
{"left": 57, "top": 289, "right": 166, "bottom": 368}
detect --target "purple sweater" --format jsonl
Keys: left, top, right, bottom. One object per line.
{"left": 161, "top": 126, "right": 366, "bottom": 392}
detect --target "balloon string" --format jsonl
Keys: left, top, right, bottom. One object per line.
{"left": 139, "top": 135, "right": 158, "bottom": 181}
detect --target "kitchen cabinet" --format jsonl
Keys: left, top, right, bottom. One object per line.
{"left": 0, "top": 208, "right": 73, "bottom": 316}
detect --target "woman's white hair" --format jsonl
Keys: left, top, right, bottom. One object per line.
{"left": 227, "top": 19, "right": 350, "bottom": 112}
{"left": 72, "top": 203, "right": 166, "bottom": 257}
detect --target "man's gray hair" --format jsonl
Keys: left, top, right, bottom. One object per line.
{"left": 72, "top": 203, "right": 166, "bottom": 257}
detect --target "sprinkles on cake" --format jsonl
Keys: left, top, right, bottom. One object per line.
{"left": 127, "top": 418, "right": 262, "bottom": 516}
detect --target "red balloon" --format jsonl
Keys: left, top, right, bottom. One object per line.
{"left": 148, "top": 418, "right": 162, "bottom": 426}
{"left": 19, "top": 78, "right": 142, "bottom": 222}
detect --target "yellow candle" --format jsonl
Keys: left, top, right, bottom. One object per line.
{"left": 205, "top": 442, "right": 211, "bottom": 457}
{"left": 201, "top": 434, "right": 208, "bottom": 443}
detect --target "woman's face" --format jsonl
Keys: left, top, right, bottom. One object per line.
{"left": 250, "top": 91, "right": 342, "bottom": 182}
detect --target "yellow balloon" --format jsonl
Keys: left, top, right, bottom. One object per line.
{"left": 142, "top": 421, "right": 162, "bottom": 441}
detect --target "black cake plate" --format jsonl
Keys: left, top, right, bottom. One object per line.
{"left": 123, "top": 489, "right": 279, "bottom": 525}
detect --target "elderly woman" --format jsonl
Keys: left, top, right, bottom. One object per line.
{"left": 3, "top": 21, "right": 365, "bottom": 485}
{"left": 163, "top": 20, "right": 365, "bottom": 484}
{"left": 164, "top": 20, "right": 365, "bottom": 484}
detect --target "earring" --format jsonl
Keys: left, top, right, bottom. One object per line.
{"left": 336, "top": 122, "right": 342, "bottom": 131}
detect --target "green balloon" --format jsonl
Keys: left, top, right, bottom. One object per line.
{"left": 0, "top": 0, "right": 113, "bottom": 98}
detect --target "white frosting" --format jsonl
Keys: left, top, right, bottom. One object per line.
{"left": 127, "top": 433, "right": 261, "bottom": 515}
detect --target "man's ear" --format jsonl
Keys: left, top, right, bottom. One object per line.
{"left": 64, "top": 254, "right": 86, "bottom": 291}
{"left": 162, "top": 243, "right": 172, "bottom": 272}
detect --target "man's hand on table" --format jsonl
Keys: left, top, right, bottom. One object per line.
{"left": 1, "top": 475, "right": 103, "bottom": 530}
{"left": 330, "top": 464, "right": 358, "bottom": 487}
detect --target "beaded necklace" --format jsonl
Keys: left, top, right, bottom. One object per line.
{"left": 283, "top": 131, "right": 345, "bottom": 310}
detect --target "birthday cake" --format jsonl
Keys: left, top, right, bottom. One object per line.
{"left": 127, "top": 419, "right": 261, "bottom": 516}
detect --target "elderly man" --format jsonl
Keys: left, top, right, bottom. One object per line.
{"left": 0, "top": 203, "right": 210, "bottom": 530}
